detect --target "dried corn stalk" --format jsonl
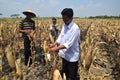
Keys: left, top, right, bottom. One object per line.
{"left": 0, "top": 55, "right": 2, "bottom": 72}
{"left": 80, "top": 41, "right": 86, "bottom": 63}
{"left": 15, "top": 58, "right": 23, "bottom": 80}
{"left": 49, "top": 33, "right": 54, "bottom": 43}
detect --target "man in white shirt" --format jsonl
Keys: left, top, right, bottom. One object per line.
{"left": 49, "top": 8, "right": 80, "bottom": 80}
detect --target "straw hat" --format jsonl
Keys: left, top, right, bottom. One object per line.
{"left": 23, "top": 10, "right": 36, "bottom": 17}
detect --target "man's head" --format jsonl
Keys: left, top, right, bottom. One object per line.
{"left": 52, "top": 17, "right": 57, "bottom": 24}
{"left": 61, "top": 8, "right": 73, "bottom": 25}
{"left": 23, "top": 10, "right": 36, "bottom": 19}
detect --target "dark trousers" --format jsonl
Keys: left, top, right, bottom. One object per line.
{"left": 61, "top": 58, "right": 78, "bottom": 80}
{"left": 24, "top": 37, "right": 32, "bottom": 66}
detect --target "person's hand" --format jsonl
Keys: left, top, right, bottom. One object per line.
{"left": 49, "top": 47, "right": 59, "bottom": 53}
{"left": 49, "top": 43, "right": 55, "bottom": 48}
{"left": 26, "top": 30, "right": 32, "bottom": 34}
{"left": 29, "top": 31, "right": 35, "bottom": 39}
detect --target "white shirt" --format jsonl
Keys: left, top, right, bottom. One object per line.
{"left": 56, "top": 21, "right": 80, "bottom": 62}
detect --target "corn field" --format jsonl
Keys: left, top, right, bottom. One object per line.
{"left": 0, "top": 18, "right": 120, "bottom": 80}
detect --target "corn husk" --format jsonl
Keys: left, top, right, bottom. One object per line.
{"left": 43, "top": 40, "right": 50, "bottom": 53}
{"left": 53, "top": 69, "right": 62, "bottom": 80}
{"left": 15, "top": 58, "right": 23, "bottom": 80}
{"left": 46, "top": 53, "right": 51, "bottom": 61}
{"left": 5, "top": 46, "right": 16, "bottom": 69}
{"left": 63, "top": 73, "right": 66, "bottom": 80}
{"left": 84, "top": 46, "right": 93, "bottom": 70}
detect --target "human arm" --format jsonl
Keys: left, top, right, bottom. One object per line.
{"left": 19, "top": 29, "right": 32, "bottom": 34}
{"left": 49, "top": 45, "right": 65, "bottom": 52}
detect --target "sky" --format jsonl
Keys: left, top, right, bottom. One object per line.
{"left": 0, "top": 0, "right": 120, "bottom": 18}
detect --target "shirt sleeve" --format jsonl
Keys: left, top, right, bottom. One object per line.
{"left": 55, "top": 24, "right": 59, "bottom": 30}
{"left": 33, "top": 21, "right": 35, "bottom": 30}
{"left": 19, "top": 20, "right": 23, "bottom": 30}
{"left": 56, "top": 31, "right": 62, "bottom": 44}
{"left": 63, "top": 28, "right": 80, "bottom": 49}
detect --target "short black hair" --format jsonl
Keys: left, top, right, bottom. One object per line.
{"left": 52, "top": 17, "right": 56, "bottom": 20}
{"left": 61, "top": 8, "right": 73, "bottom": 18}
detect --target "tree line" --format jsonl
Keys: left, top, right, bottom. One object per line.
{"left": 88, "top": 15, "right": 120, "bottom": 19}
{"left": 0, "top": 12, "right": 120, "bottom": 19}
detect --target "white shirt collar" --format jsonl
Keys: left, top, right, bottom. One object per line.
{"left": 64, "top": 21, "right": 74, "bottom": 29}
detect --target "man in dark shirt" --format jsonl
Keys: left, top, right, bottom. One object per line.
{"left": 19, "top": 10, "right": 36, "bottom": 66}
{"left": 49, "top": 17, "right": 59, "bottom": 42}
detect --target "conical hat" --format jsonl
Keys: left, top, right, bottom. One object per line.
{"left": 23, "top": 10, "right": 36, "bottom": 17}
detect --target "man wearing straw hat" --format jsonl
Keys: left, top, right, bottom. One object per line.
{"left": 19, "top": 10, "right": 36, "bottom": 66}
